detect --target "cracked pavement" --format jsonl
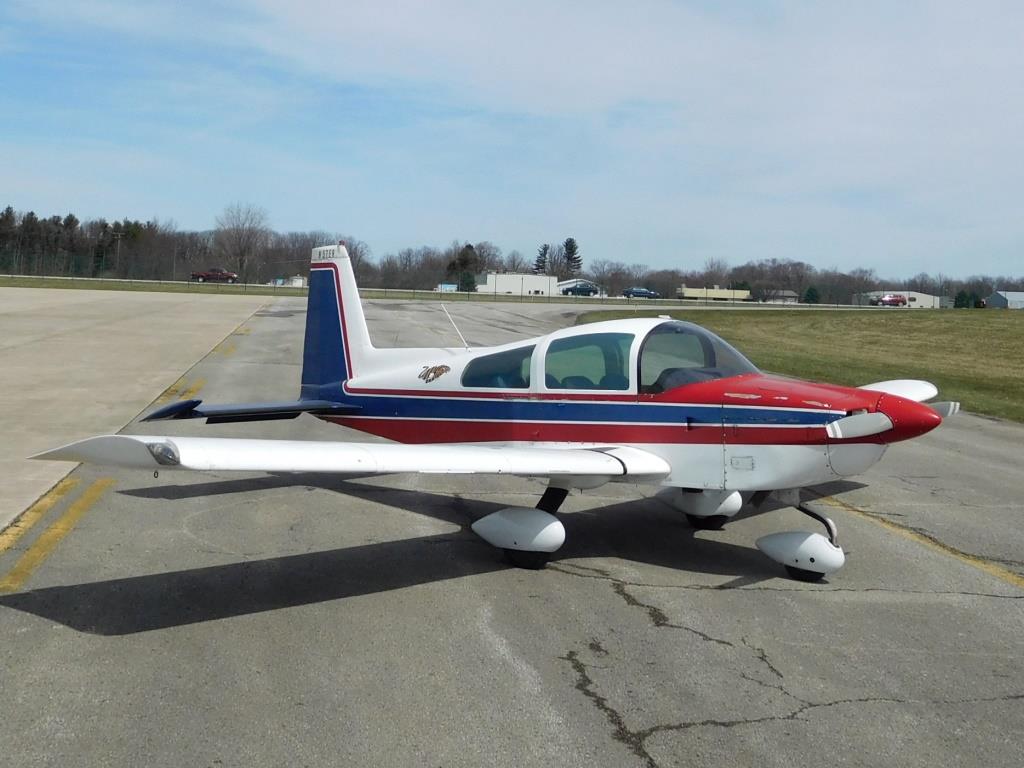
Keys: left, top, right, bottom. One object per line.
{"left": 1, "top": 295, "right": 1022, "bottom": 767}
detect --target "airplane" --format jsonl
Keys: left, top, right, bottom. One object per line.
{"left": 34, "top": 244, "right": 960, "bottom": 581}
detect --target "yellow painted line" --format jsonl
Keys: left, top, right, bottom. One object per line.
{"left": 179, "top": 378, "right": 206, "bottom": 400}
{"left": 0, "top": 477, "right": 81, "bottom": 556}
{"left": 153, "top": 375, "right": 189, "bottom": 405}
{"left": 0, "top": 478, "right": 115, "bottom": 594}
{"left": 815, "top": 494, "right": 1024, "bottom": 590}
{"left": 233, "top": 327, "right": 251, "bottom": 336}
{"left": 215, "top": 341, "right": 237, "bottom": 357}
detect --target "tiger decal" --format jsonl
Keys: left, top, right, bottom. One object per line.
{"left": 418, "top": 364, "right": 451, "bottom": 384}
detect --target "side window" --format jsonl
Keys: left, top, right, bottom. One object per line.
{"left": 461, "top": 346, "right": 534, "bottom": 388}
{"left": 544, "top": 333, "right": 633, "bottom": 390}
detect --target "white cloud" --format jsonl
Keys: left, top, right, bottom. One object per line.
{"left": 6, "top": 1, "right": 1024, "bottom": 274}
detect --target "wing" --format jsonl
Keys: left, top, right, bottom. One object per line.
{"left": 31, "top": 435, "right": 670, "bottom": 481}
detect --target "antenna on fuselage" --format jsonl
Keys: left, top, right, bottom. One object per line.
{"left": 440, "top": 304, "right": 470, "bottom": 351}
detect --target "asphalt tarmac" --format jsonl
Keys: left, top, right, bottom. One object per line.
{"left": 1, "top": 293, "right": 1021, "bottom": 767}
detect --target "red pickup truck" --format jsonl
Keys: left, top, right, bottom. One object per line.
{"left": 190, "top": 267, "right": 238, "bottom": 283}
{"left": 872, "top": 293, "right": 907, "bottom": 307}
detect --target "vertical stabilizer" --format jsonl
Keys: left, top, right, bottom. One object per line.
{"left": 300, "top": 244, "right": 375, "bottom": 401}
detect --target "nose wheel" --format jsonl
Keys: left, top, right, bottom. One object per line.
{"left": 785, "top": 565, "right": 828, "bottom": 582}
{"left": 756, "top": 497, "right": 845, "bottom": 581}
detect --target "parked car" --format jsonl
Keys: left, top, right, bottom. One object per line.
{"left": 622, "top": 286, "right": 660, "bottom": 299}
{"left": 191, "top": 267, "right": 239, "bottom": 283}
{"left": 562, "top": 282, "right": 600, "bottom": 296}
{"left": 871, "top": 293, "right": 907, "bottom": 307}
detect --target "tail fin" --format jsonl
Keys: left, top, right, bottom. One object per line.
{"left": 300, "top": 243, "right": 374, "bottom": 401}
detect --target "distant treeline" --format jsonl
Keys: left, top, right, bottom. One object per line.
{"left": 1, "top": 203, "right": 1020, "bottom": 305}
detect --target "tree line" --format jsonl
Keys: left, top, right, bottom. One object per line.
{"left": 1, "top": 203, "right": 1020, "bottom": 304}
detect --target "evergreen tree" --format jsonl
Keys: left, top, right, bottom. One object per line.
{"left": 446, "top": 243, "right": 479, "bottom": 292}
{"left": 803, "top": 285, "right": 820, "bottom": 304}
{"left": 0, "top": 206, "right": 16, "bottom": 269}
{"left": 563, "top": 237, "right": 581, "bottom": 274}
{"left": 534, "top": 243, "right": 549, "bottom": 274}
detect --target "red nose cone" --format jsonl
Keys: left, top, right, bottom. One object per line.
{"left": 876, "top": 394, "right": 943, "bottom": 442}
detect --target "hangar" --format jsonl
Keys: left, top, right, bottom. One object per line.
{"left": 476, "top": 272, "right": 559, "bottom": 296}
{"left": 985, "top": 290, "right": 1024, "bottom": 309}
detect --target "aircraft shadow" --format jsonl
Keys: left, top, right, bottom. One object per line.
{"left": 0, "top": 478, "right": 810, "bottom": 636}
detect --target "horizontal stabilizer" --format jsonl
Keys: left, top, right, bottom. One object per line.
{"left": 31, "top": 435, "right": 671, "bottom": 480}
{"left": 858, "top": 379, "right": 938, "bottom": 403}
{"left": 142, "top": 399, "right": 359, "bottom": 424}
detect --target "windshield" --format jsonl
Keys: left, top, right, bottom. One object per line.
{"left": 638, "top": 321, "right": 758, "bottom": 393}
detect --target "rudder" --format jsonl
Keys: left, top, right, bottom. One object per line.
{"left": 300, "top": 244, "right": 373, "bottom": 401}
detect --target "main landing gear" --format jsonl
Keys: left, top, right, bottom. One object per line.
{"left": 471, "top": 485, "right": 846, "bottom": 581}
{"left": 470, "top": 487, "right": 569, "bottom": 570}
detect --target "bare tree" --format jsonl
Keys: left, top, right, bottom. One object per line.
{"left": 647, "top": 268, "right": 684, "bottom": 300}
{"left": 628, "top": 263, "right": 650, "bottom": 285}
{"left": 214, "top": 203, "right": 270, "bottom": 282}
{"left": 546, "top": 243, "right": 568, "bottom": 279}
{"left": 504, "top": 249, "right": 526, "bottom": 272}
{"left": 589, "top": 260, "right": 632, "bottom": 295}
{"left": 586, "top": 259, "right": 614, "bottom": 290}
{"left": 474, "top": 241, "right": 503, "bottom": 272}
{"left": 702, "top": 257, "right": 729, "bottom": 288}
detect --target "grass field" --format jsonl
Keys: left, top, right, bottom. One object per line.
{"left": 578, "top": 309, "right": 1024, "bottom": 423}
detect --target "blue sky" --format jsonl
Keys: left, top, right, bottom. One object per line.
{"left": 1, "top": 1, "right": 1022, "bottom": 277}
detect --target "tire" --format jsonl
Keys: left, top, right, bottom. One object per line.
{"left": 785, "top": 565, "right": 826, "bottom": 582}
{"left": 503, "top": 549, "right": 550, "bottom": 570}
{"left": 197, "top": 276, "right": 204, "bottom": 282}
{"left": 685, "top": 513, "right": 728, "bottom": 530}
{"left": 227, "top": 278, "right": 235, "bottom": 284}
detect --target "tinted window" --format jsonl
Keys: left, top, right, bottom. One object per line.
{"left": 639, "top": 322, "right": 758, "bottom": 393}
{"left": 545, "top": 333, "right": 633, "bottom": 390}
{"left": 461, "top": 346, "right": 534, "bottom": 388}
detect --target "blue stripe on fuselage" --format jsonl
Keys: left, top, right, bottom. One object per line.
{"left": 332, "top": 391, "right": 840, "bottom": 426}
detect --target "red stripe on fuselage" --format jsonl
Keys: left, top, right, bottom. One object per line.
{"left": 324, "top": 416, "right": 829, "bottom": 445}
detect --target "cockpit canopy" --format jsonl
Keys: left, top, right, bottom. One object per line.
{"left": 638, "top": 321, "right": 758, "bottom": 393}
{"left": 459, "top": 320, "right": 758, "bottom": 392}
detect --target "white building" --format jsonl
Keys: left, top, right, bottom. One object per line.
{"left": 269, "top": 275, "right": 307, "bottom": 287}
{"left": 677, "top": 284, "right": 752, "bottom": 301}
{"left": 476, "top": 272, "right": 559, "bottom": 296}
{"left": 766, "top": 289, "right": 800, "bottom": 304}
{"left": 986, "top": 290, "right": 1024, "bottom": 309}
